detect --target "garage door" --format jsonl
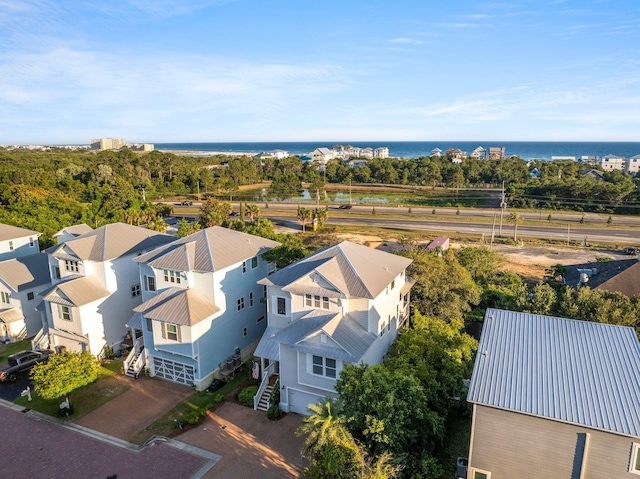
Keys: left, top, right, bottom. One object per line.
{"left": 288, "top": 389, "right": 321, "bottom": 415}
{"left": 152, "top": 357, "right": 195, "bottom": 385}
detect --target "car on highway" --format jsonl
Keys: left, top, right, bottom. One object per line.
{"left": 625, "top": 247, "right": 637, "bottom": 255}
{"left": 181, "top": 200, "right": 193, "bottom": 206}
{"left": 338, "top": 204, "right": 353, "bottom": 209}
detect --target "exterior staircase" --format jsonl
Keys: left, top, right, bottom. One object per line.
{"left": 125, "top": 350, "right": 143, "bottom": 377}
{"left": 256, "top": 383, "right": 274, "bottom": 411}
{"left": 124, "top": 340, "right": 145, "bottom": 378}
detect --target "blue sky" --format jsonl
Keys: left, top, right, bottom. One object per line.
{"left": 1, "top": 0, "right": 639, "bottom": 144}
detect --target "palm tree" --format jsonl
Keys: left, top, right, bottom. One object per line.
{"left": 508, "top": 212, "right": 522, "bottom": 241}
{"left": 297, "top": 206, "right": 312, "bottom": 232}
{"left": 245, "top": 203, "right": 260, "bottom": 223}
{"left": 313, "top": 206, "right": 329, "bottom": 230}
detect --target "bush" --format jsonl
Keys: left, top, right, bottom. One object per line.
{"left": 267, "top": 404, "right": 283, "bottom": 420}
{"left": 213, "top": 393, "right": 224, "bottom": 403}
{"left": 238, "top": 385, "right": 258, "bottom": 407}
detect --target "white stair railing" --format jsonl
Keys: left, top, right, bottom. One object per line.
{"left": 253, "top": 362, "right": 276, "bottom": 410}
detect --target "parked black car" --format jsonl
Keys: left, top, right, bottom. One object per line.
{"left": 207, "top": 378, "right": 225, "bottom": 392}
{"left": 0, "top": 350, "right": 53, "bottom": 382}
{"left": 338, "top": 204, "right": 353, "bottom": 209}
{"left": 625, "top": 247, "right": 637, "bottom": 255}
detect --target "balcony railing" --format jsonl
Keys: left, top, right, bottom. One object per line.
{"left": 254, "top": 361, "right": 277, "bottom": 410}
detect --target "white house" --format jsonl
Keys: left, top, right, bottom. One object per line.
{"left": 37, "top": 223, "right": 175, "bottom": 355}
{"left": 310, "top": 148, "right": 337, "bottom": 168}
{"left": 0, "top": 224, "right": 41, "bottom": 262}
{"left": 52, "top": 224, "right": 93, "bottom": 244}
{"left": 0, "top": 253, "right": 51, "bottom": 341}
{"left": 470, "top": 146, "right": 487, "bottom": 160}
{"left": 253, "top": 241, "right": 414, "bottom": 414}
{"left": 600, "top": 154, "right": 626, "bottom": 172}
{"left": 130, "top": 226, "right": 280, "bottom": 388}
{"left": 627, "top": 154, "right": 640, "bottom": 175}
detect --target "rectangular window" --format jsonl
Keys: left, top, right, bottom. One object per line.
{"left": 263, "top": 285, "right": 267, "bottom": 299}
{"left": 0, "top": 291, "right": 11, "bottom": 304}
{"left": 630, "top": 443, "right": 640, "bottom": 474}
{"left": 8, "top": 241, "right": 13, "bottom": 251}
{"left": 237, "top": 297, "right": 245, "bottom": 311}
{"left": 243, "top": 327, "right": 248, "bottom": 337}
{"left": 29, "top": 237, "right": 34, "bottom": 247}
{"left": 131, "top": 284, "right": 141, "bottom": 298}
{"left": 471, "top": 469, "right": 491, "bottom": 479}
{"left": 164, "top": 270, "right": 181, "bottom": 284}
{"left": 59, "top": 305, "right": 71, "bottom": 321}
{"left": 312, "top": 355, "right": 337, "bottom": 378}
{"left": 256, "top": 315, "right": 264, "bottom": 323}
{"left": 249, "top": 292, "right": 254, "bottom": 307}
{"left": 64, "top": 260, "right": 79, "bottom": 272}
{"left": 146, "top": 318, "right": 153, "bottom": 332}
{"left": 54, "top": 266, "right": 60, "bottom": 279}
{"left": 391, "top": 280, "right": 395, "bottom": 290}
{"left": 277, "top": 297, "right": 286, "bottom": 315}
{"left": 145, "top": 276, "right": 156, "bottom": 292}
{"left": 165, "top": 323, "right": 179, "bottom": 341}
{"left": 305, "top": 294, "right": 329, "bottom": 310}
{"left": 242, "top": 261, "right": 247, "bottom": 273}
{"left": 27, "top": 291, "right": 35, "bottom": 301}
{"left": 251, "top": 256, "right": 258, "bottom": 269}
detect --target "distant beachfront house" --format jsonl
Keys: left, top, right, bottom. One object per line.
{"left": 470, "top": 146, "right": 487, "bottom": 160}
{"left": 600, "top": 154, "right": 626, "bottom": 172}
{"left": 467, "top": 308, "right": 640, "bottom": 479}
{"left": 446, "top": 148, "right": 465, "bottom": 164}
{"left": 529, "top": 167, "right": 541, "bottom": 179}
{"left": 347, "top": 159, "right": 368, "bottom": 168}
{"left": 551, "top": 156, "right": 576, "bottom": 161}
{"left": 627, "top": 154, "right": 640, "bottom": 175}
{"left": 373, "top": 147, "right": 389, "bottom": 158}
{"left": 488, "top": 146, "right": 506, "bottom": 159}
{"left": 431, "top": 148, "right": 443, "bottom": 157}
{"left": 311, "top": 148, "right": 337, "bottom": 168}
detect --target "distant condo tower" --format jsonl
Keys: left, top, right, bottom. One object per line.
{"left": 91, "top": 138, "right": 126, "bottom": 150}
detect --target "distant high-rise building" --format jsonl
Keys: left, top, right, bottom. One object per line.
{"left": 90, "top": 138, "right": 126, "bottom": 150}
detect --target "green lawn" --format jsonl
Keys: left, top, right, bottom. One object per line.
{"left": 14, "top": 359, "right": 129, "bottom": 420}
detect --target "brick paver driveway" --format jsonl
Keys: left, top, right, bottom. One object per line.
{"left": 180, "top": 401, "right": 308, "bottom": 479}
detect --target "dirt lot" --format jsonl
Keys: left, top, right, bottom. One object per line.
{"left": 333, "top": 232, "right": 628, "bottom": 282}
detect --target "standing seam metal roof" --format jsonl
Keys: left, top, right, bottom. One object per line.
{"left": 467, "top": 308, "right": 640, "bottom": 437}
{"left": 0, "top": 253, "right": 51, "bottom": 291}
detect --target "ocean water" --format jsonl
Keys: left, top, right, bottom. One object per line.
{"left": 155, "top": 141, "right": 640, "bottom": 161}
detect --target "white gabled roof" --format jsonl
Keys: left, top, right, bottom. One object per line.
{"left": 468, "top": 308, "right": 640, "bottom": 438}
{"left": 260, "top": 241, "right": 411, "bottom": 300}
{"left": 135, "top": 226, "right": 280, "bottom": 273}
{"left": 0, "top": 253, "right": 50, "bottom": 291}
{"left": 49, "top": 223, "right": 175, "bottom": 262}
{"left": 0, "top": 223, "right": 41, "bottom": 242}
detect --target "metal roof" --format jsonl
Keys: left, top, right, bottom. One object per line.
{"left": 50, "top": 223, "right": 175, "bottom": 262}
{"left": 0, "top": 308, "right": 24, "bottom": 324}
{"left": 52, "top": 224, "right": 93, "bottom": 239}
{"left": 468, "top": 308, "right": 640, "bottom": 438}
{"left": 0, "top": 223, "right": 41, "bottom": 242}
{"left": 135, "top": 287, "right": 220, "bottom": 326}
{"left": 254, "top": 326, "right": 280, "bottom": 360}
{"left": 42, "top": 276, "right": 110, "bottom": 307}
{"left": 261, "top": 241, "right": 411, "bottom": 300}
{"left": 135, "top": 226, "right": 280, "bottom": 273}
{"left": 0, "top": 253, "right": 51, "bottom": 291}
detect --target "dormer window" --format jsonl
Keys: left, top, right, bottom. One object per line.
{"left": 65, "top": 260, "right": 79, "bottom": 272}
{"left": 163, "top": 270, "right": 181, "bottom": 284}
{"left": 305, "top": 294, "right": 329, "bottom": 310}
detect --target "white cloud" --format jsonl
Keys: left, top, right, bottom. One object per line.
{"left": 390, "top": 38, "right": 424, "bottom": 45}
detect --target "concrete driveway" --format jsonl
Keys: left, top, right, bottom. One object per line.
{"left": 180, "top": 401, "right": 308, "bottom": 479}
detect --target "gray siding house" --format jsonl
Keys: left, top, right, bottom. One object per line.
{"left": 253, "top": 241, "right": 414, "bottom": 414}
{"left": 467, "top": 308, "right": 640, "bottom": 479}
{"left": 0, "top": 223, "right": 41, "bottom": 262}
{"left": 131, "top": 226, "right": 279, "bottom": 389}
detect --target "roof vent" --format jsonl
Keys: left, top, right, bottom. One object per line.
{"left": 483, "top": 350, "right": 488, "bottom": 357}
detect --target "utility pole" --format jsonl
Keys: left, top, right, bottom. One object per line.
{"left": 490, "top": 213, "right": 496, "bottom": 248}
{"left": 499, "top": 181, "right": 506, "bottom": 236}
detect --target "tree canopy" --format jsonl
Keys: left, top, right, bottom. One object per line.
{"left": 30, "top": 351, "right": 101, "bottom": 400}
